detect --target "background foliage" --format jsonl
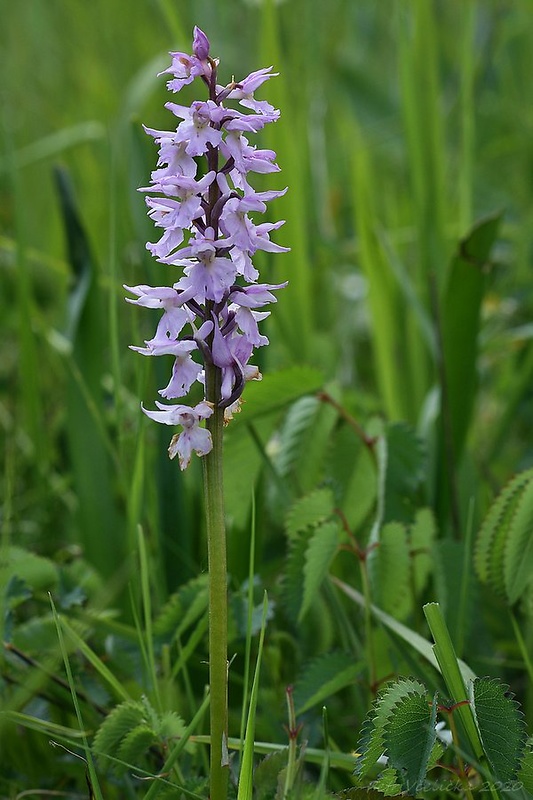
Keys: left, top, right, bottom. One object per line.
{"left": 2, "top": 0, "right": 533, "bottom": 797}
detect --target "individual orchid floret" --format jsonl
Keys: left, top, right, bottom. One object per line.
{"left": 228, "top": 282, "right": 288, "bottom": 308}
{"left": 220, "top": 132, "right": 280, "bottom": 177}
{"left": 217, "top": 67, "right": 279, "bottom": 116}
{"left": 143, "top": 171, "right": 216, "bottom": 258}
{"left": 142, "top": 400, "right": 214, "bottom": 469}
{"left": 127, "top": 26, "right": 288, "bottom": 469}
{"left": 142, "top": 128, "right": 198, "bottom": 179}
{"left": 220, "top": 197, "right": 289, "bottom": 254}
{"left": 159, "top": 346, "right": 203, "bottom": 399}
{"left": 168, "top": 229, "right": 237, "bottom": 304}
{"left": 227, "top": 67, "right": 279, "bottom": 113}
{"left": 124, "top": 285, "right": 191, "bottom": 343}
{"left": 165, "top": 101, "right": 224, "bottom": 157}
{"left": 161, "top": 27, "right": 213, "bottom": 92}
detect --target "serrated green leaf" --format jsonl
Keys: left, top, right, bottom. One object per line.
{"left": 300, "top": 520, "right": 341, "bottom": 621}
{"left": 470, "top": 677, "right": 526, "bottom": 783}
{"left": 383, "top": 422, "right": 426, "bottom": 524}
{"left": 368, "top": 522, "right": 411, "bottom": 618}
{"left": 254, "top": 750, "right": 289, "bottom": 800}
{"left": 504, "top": 477, "right": 533, "bottom": 604}
{"left": 285, "top": 488, "right": 335, "bottom": 539}
{"left": 116, "top": 724, "right": 157, "bottom": 774}
{"left": 283, "top": 530, "right": 313, "bottom": 624}
{"left": 356, "top": 678, "right": 427, "bottom": 780}
{"left": 275, "top": 395, "right": 321, "bottom": 478}
{"left": 140, "top": 695, "right": 161, "bottom": 731}
{"left": 371, "top": 766, "right": 405, "bottom": 796}
{"left": 410, "top": 507, "right": 436, "bottom": 594}
{"left": 295, "top": 385, "right": 340, "bottom": 493}
{"left": 93, "top": 700, "right": 144, "bottom": 763}
{"left": 384, "top": 690, "right": 437, "bottom": 793}
{"left": 341, "top": 438, "right": 377, "bottom": 533}
{"left": 474, "top": 468, "right": 533, "bottom": 604}
{"left": 474, "top": 469, "right": 532, "bottom": 585}
{"left": 158, "top": 710, "right": 187, "bottom": 742}
{"left": 293, "top": 651, "right": 363, "bottom": 715}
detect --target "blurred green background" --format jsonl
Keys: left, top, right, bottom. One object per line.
{"left": 4, "top": 0, "right": 533, "bottom": 609}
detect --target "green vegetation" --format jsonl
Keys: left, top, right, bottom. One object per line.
{"left": 3, "top": 1, "right": 533, "bottom": 798}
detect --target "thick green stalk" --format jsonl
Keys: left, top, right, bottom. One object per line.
{"left": 203, "top": 366, "right": 229, "bottom": 800}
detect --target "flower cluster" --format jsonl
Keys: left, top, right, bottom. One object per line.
{"left": 126, "top": 27, "right": 287, "bottom": 469}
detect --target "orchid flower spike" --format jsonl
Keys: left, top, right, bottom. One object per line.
{"left": 126, "top": 26, "right": 288, "bottom": 468}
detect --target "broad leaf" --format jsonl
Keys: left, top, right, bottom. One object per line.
{"left": 283, "top": 530, "right": 313, "bottom": 624}
{"left": 370, "top": 767, "right": 405, "bottom": 797}
{"left": 93, "top": 700, "right": 145, "bottom": 763}
{"left": 300, "top": 520, "right": 341, "bottom": 620}
{"left": 275, "top": 395, "right": 321, "bottom": 478}
{"left": 384, "top": 690, "right": 438, "bottom": 793}
{"left": 355, "top": 678, "right": 427, "bottom": 780}
{"left": 504, "top": 477, "right": 533, "bottom": 603}
{"left": 474, "top": 468, "right": 533, "bottom": 605}
{"left": 383, "top": 422, "right": 426, "bottom": 524}
{"left": 470, "top": 677, "right": 526, "bottom": 783}
{"left": 368, "top": 522, "right": 411, "bottom": 619}
{"left": 410, "top": 507, "right": 436, "bottom": 594}
{"left": 253, "top": 750, "right": 288, "bottom": 800}
{"left": 116, "top": 724, "right": 157, "bottom": 774}
{"left": 285, "top": 487, "right": 335, "bottom": 540}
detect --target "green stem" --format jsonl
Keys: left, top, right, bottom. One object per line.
{"left": 359, "top": 558, "right": 377, "bottom": 693}
{"left": 203, "top": 382, "right": 229, "bottom": 800}
{"left": 283, "top": 685, "right": 299, "bottom": 800}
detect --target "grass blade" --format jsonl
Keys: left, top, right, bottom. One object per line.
{"left": 49, "top": 595, "right": 105, "bottom": 800}
{"left": 237, "top": 592, "right": 269, "bottom": 800}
